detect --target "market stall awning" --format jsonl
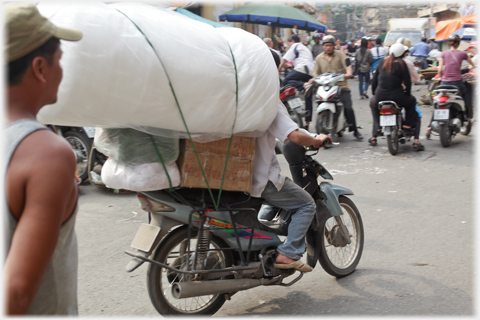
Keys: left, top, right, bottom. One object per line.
{"left": 219, "top": 2, "right": 327, "bottom": 33}
{"left": 435, "top": 14, "right": 477, "bottom": 42}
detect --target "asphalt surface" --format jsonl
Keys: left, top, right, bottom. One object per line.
{"left": 75, "top": 76, "right": 476, "bottom": 316}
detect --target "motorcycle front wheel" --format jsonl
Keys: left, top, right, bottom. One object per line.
{"left": 316, "top": 110, "right": 332, "bottom": 135}
{"left": 64, "top": 131, "right": 92, "bottom": 182}
{"left": 318, "top": 196, "right": 364, "bottom": 277}
{"left": 147, "top": 227, "right": 233, "bottom": 316}
{"left": 386, "top": 125, "right": 399, "bottom": 155}
{"left": 439, "top": 123, "right": 452, "bottom": 147}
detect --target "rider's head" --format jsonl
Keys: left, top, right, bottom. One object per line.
{"left": 396, "top": 37, "right": 412, "bottom": 49}
{"left": 376, "top": 38, "right": 382, "bottom": 45}
{"left": 312, "top": 33, "right": 321, "bottom": 44}
{"left": 360, "top": 38, "right": 368, "bottom": 49}
{"left": 448, "top": 34, "right": 461, "bottom": 49}
{"left": 389, "top": 43, "right": 408, "bottom": 58}
{"left": 322, "top": 35, "right": 335, "bottom": 55}
{"left": 288, "top": 34, "right": 300, "bottom": 44}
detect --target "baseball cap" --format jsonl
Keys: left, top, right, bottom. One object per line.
{"left": 5, "top": 3, "right": 82, "bottom": 62}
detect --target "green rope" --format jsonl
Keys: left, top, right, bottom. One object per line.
{"left": 149, "top": 135, "right": 175, "bottom": 191}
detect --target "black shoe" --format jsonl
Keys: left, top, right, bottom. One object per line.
{"left": 337, "top": 131, "right": 343, "bottom": 137}
{"left": 353, "top": 131, "right": 364, "bottom": 140}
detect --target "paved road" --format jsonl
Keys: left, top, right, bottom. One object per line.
{"left": 75, "top": 77, "right": 475, "bottom": 316}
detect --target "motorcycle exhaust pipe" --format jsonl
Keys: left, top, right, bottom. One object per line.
{"left": 171, "top": 278, "right": 279, "bottom": 299}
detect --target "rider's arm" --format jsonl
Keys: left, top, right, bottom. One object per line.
{"left": 345, "top": 65, "right": 353, "bottom": 79}
{"left": 437, "top": 57, "right": 444, "bottom": 78}
{"left": 467, "top": 56, "right": 475, "bottom": 68}
{"left": 278, "top": 58, "right": 287, "bottom": 71}
{"left": 288, "top": 129, "right": 331, "bottom": 149}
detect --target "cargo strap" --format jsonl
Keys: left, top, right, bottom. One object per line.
{"left": 116, "top": 9, "right": 239, "bottom": 211}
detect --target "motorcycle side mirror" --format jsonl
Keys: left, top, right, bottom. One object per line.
{"left": 345, "top": 57, "right": 351, "bottom": 67}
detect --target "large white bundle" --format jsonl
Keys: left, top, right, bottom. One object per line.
{"left": 101, "top": 158, "right": 180, "bottom": 192}
{"left": 36, "top": 2, "right": 279, "bottom": 142}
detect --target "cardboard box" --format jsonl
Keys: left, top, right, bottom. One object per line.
{"left": 177, "top": 136, "right": 255, "bottom": 193}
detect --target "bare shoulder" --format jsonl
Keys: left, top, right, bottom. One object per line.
{"left": 19, "top": 129, "right": 76, "bottom": 169}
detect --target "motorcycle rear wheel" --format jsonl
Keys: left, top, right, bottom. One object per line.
{"left": 318, "top": 196, "right": 364, "bottom": 277}
{"left": 147, "top": 227, "right": 233, "bottom": 316}
{"left": 439, "top": 123, "right": 452, "bottom": 147}
{"left": 386, "top": 126, "right": 399, "bottom": 155}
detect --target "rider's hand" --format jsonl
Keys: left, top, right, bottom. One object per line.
{"left": 345, "top": 74, "right": 352, "bottom": 80}
{"left": 313, "top": 133, "right": 332, "bottom": 148}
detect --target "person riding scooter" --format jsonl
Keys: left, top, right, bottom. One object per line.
{"left": 252, "top": 101, "right": 331, "bottom": 272}
{"left": 370, "top": 43, "right": 424, "bottom": 151}
{"left": 426, "top": 34, "right": 475, "bottom": 138}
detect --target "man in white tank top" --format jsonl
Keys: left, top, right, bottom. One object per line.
{"left": 3, "top": 3, "right": 82, "bottom": 315}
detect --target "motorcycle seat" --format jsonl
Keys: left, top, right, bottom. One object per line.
{"left": 436, "top": 85, "right": 459, "bottom": 90}
{"left": 279, "top": 84, "right": 296, "bottom": 93}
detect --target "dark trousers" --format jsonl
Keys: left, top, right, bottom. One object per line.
{"left": 282, "top": 70, "right": 313, "bottom": 122}
{"left": 339, "top": 91, "right": 358, "bottom": 132}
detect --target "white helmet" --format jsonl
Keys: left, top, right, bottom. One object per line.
{"left": 389, "top": 43, "right": 408, "bottom": 57}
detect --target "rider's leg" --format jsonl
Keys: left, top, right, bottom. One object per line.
{"left": 369, "top": 96, "right": 380, "bottom": 137}
{"left": 260, "top": 179, "right": 315, "bottom": 262}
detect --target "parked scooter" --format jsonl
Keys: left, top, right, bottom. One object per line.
{"left": 124, "top": 139, "right": 364, "bottom": 316}
{"left": 430, "top": 85, "right": 472, "bottom": 147}
{"left": 280, "top": 84, "right": 309, "bottom": 128}
{"left": 378, "top": 101, "right": 417, "bottom": 155}
{"left": 50, "top": 125, "right": 96, "bottom": 182}
{"left": 314, "top": 71, "right": 348, "bottom": 145}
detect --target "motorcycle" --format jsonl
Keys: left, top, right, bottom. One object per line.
{"left": 124, "top": 139, "right": 364, "bottom": 316}
{"left": 347, "top": 52, "right": 356, "bottom": 79}
{"left": 280, "top": 84, "right": 309, "bottom": 128}
{"left": 430, "top": 85, "right": 471, "bottom": 147}
{"left": 314, "top": 71, "right": 348, "bottom": 146}
{"left": 378, "top": 101, "right": 417, "bottom": 155}
{"left": 49, "top": 125, "right": 96, "bottom": 182}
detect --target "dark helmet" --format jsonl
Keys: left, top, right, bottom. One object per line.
{"left": 448, "top": 33, "right": 461, "bottom": 43}
{"left": 313, "top": 33, "right": 322, "bottom": 39}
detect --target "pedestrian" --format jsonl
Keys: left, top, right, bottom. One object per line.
{"left": 264, "top": 37, "right": 282, "bottom": 60}
{"left": 335, "top": 38, "right": 344, "bottom": 52}
{"left": 311, "top": 33, "right": 323, "bottom": 59}
{"left": 305, "top": 35, "right": 364, "bottom": 140}
{"left": 4, "top": 2, "right": 82, "bottom": 315}
{"left": 355, "top": 38, "right": 373, "bottom": 99}
{"left": 346, "top": 39, "right": 357, "bottom": 54}
{"left": 278, "top": 34, "right": 315, "bottom": 130}
{"left": 409, "top": 37, "right": 431, "bottom": 70}
{"left": 428, "top": 36, "right": 439, "bottom": 51}
{"left": 371, "top": 37, "right": 388, "bottom": 73}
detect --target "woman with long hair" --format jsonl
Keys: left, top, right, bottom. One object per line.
{"left": 355, "top": 38, "right": 373, "bottom": 99}
{"left": 370, "top": 43, "right": 424, "bottom": 151}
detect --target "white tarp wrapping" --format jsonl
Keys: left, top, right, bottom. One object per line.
{"left": 36, "top": 2, "right": 279, "bottom": 142}
{"left": 101, "top": 158, "right": 180, "bottom": 191}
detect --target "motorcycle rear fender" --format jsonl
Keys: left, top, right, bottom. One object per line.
{"left": 316, "top": 102, "right": 336, "bottom": 114}
{"left": 384, "top": 126, "right": 392, "bottom": 135}
{"left": 319, "top": 182, "right": 353, "bottom": 217}
{"left": 125, "top": 214, "right": 182, "bottom": 272}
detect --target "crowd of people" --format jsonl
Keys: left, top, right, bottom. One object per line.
{"left": 265, "top": 31, "right": 477, "bottom": 151}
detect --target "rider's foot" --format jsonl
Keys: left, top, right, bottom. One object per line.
{"left": 413, "top": 142, "right": 425, "bottom": 151}
{"left": 425, "top": 127, "right": 431, "bottom": 139}
{"left": 368, "top": 137, "right": 377, "bottom": 146}
{"left": 275, "top": 254, "right": 313, "bottom": 273}
{"left": 353, "top": 131, "right": 364, "bottom": 140}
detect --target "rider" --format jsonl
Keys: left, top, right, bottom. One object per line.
{"left": 370, "top": 43, "right": 424, "bottom": 151}
{"left": 305, "top": 35, "right": 364, "bottom": 140}
{"left": 426, "top": 34, "right": 475, "bottom": 138}
{"left": 311, "top": 33, "right": 323, "bottom": 59}
{"left": 278, "top": 34, "right": 315, "bottom": 130}
{"left": 252, "top": 101, "right": 331, "bottom": 272}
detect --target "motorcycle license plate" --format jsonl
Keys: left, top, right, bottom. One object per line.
{"left": 288, "top": 98, "right": 303, "bottom": 109}
{"left": 131, "top": 223, "right": 160, "bottom": 252}
{"left": 380, "top": 115, "right": 396, "bottom": 126}
{"left": 434, "top": 109, "right": 449, "bottom": 120}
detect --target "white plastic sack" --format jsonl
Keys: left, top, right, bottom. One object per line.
{"left": 36, "top": 2, "right": 279, "bottom": 142}
{"left": 101, "top": 158, "right": 180, "bottom": 191}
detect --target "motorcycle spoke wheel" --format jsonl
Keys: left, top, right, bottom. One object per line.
{"left": 147, "top": 227, "right": 232, "bottom": 316}
{"left": 386, "top": 126, "right": 399, "bottom": 155}
{"left": 64, "top": 131, "right": 92, "bottom": 182}
{"left": 318, "top": 196, "right": 364, "bottom": 277}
